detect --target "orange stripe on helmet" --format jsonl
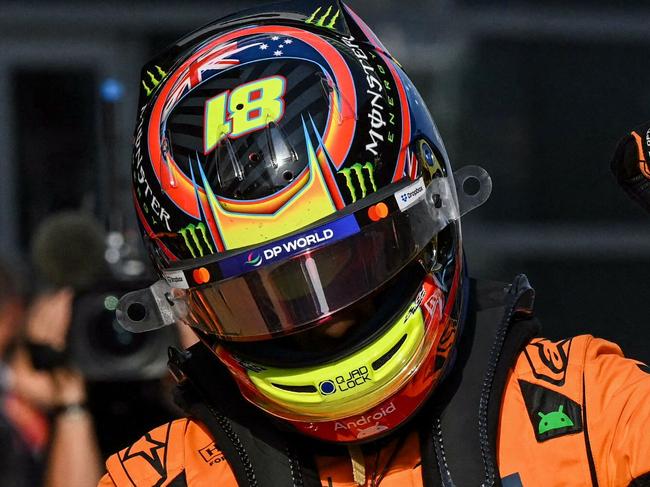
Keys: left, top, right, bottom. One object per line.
{"left": 148, "top": 26, "right": 356, "bottom": 223}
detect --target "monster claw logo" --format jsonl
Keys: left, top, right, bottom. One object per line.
{"left": 338, "top": 162, "right": 377, "bottom": 203}
{"left": 245, "top": 251, "right": 263, "bottom": 267}
{"left": 142, "top": 65, "right": 167, "bottom": 97}
{"left": 305, "top": 5, "right": 341, "bottom": 31}
{"left": 179, "top": 222, "right": 214, "bottom": 258}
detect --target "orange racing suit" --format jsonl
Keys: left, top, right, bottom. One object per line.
{"left": 99, "top": 336, "right": 650, "bottom": 486}
{"left": 99, "top": 278, "right": 650, "bottom": 487}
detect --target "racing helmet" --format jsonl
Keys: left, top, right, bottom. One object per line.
{"left": 118, "top": 0, "right": 491, "bottom": 443}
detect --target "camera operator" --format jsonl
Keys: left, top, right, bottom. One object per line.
{"left": 28, "top": 210, "right": 182, "bottom": 462}
{"left": 0, "top": 258, "right": 102, "bottom": 487}
{"left": 0, "top": 258, "right": 47, "bottom": 487}
{"left": 23, "top": 289, "right": 102, "bottom": 487}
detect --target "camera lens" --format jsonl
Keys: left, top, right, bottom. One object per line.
{"left": 88, "top": 308, "right": 148, "bottom": 357}
{"left": 69, "top": 284, "right": 178, "bottom": 380}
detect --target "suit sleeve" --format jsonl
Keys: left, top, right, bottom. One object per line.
{"left": 98, "top": 419, "right": 188, "bottom": 487}
{"left": 97, "top": 417, "right": 237, "bottom": 487}
{"left": 583, "top": 337, "right": 650, "bottom": 485}
{"left": 97, "top": 473, "right": 117, "bottom": 487}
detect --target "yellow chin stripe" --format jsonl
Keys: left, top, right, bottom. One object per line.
{"left": 247, "top": 299, "right": 426, "bottom": 421}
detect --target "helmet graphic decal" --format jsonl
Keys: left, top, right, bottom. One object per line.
{"left": 195, "top": 118, "right": 337, "bottom": 250}
{"left": 305, "top": 5, "right": 342, "bottom": 31}
{"left": 142, "top": 26, "right": 363, "bottom": 257}
{"left": 338, "top": 162, "right": 377, "bottom": 203}
{"left": 203, "top": 75, "right": 288, "bottom": 152}
{"left": 142, "top": 65, "right": 168, "bottom": 97}
{"left": 179, "top": 223, "right": 213, "bottom": 258}
{"left": 245, "top": 252, "right": 263, "bottom": 267}
{"left": 338, "top": 33, "right": 410, "bottom": 184}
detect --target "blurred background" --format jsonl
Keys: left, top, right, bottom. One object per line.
{"left": 0, "top": 0, "right": 649, "bottom": 481}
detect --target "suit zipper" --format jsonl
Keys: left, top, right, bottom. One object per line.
{"left": 206, "top": 404, "right": 259, "bottom": 487}
{"left": 477, "top": 283, "right": 527, "bottom": 487}
{"left": 286, "top": 445, "right": 303, "bottom": 487}
{"left": 432, "top": 417, "right": 455, "bottom": 487}
{"left": 432, "top": 280, "right": 528, "bottom": 487}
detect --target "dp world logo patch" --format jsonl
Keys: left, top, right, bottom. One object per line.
{"left": 245, "top": 252, "right": 263, "bottom": 267}
{"left": 218, "top": 215, "right": 361, "bottom": 279}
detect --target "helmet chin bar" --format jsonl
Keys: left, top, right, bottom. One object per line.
{"left": 453, "top": 165, "right": 492, "bottom": 216}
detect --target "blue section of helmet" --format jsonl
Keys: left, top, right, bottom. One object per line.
{"left": 394, "top": 65, "right": 448, "bottom": 161}
{"left": 218, "top": 214, "right": 361, "bottom": 279}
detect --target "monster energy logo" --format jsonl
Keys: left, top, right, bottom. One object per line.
{"left": 338, "top": 162, "right": 377, "bottom": 203}
{"left": 341, "top": 35, "right": 392, "bottom": 158}
{"left": 305, "top": 5, "right": 341, "bottom": 30}
{"left": 179, "top": 223, "right": 214, "bottom": 258}
{"left": 142, "top": 65, "right": 167, "bottom": 97}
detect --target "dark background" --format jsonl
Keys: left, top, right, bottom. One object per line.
{"left": 0, "top": 0, "right": 648, "bottom": 362}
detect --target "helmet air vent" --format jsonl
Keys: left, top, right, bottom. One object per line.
{"left": 215, "top": 137, "right": 245, "bottom": 184}
{"left": 371, "top": 334, "right": 407, "bottom": 371}
{"left": 265, "top": 121, "right": 298, "bottom": 170}
{"left": 271, "top": 383, "right": 318, "bottom": 394}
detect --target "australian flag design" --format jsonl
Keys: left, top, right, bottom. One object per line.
{"left": 162, "top": 33, "right": 334, "bottom": 121}
{"left": 193, "top": 34, "right": 333, "bottom": 92}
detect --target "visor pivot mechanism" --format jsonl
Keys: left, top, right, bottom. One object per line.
{"left": 116, "top": 279, "right": 180, "bottom": 333}
{"left": 453, "top": 165, "right": 493, "bottom": 216}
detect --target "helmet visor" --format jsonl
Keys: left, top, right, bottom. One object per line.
{"left": 117, "top": 176, "right": 459, "bottom": 340}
